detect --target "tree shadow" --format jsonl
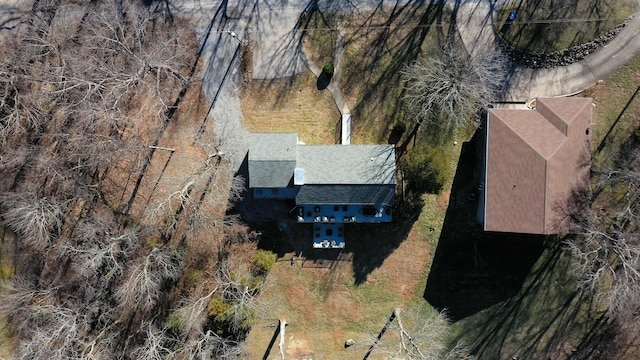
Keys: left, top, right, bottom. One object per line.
{"left": 441, "top": 173, "right": 620, "bottom": 358}
{"left": 232, "top": 146, "right": 425, "bottom": 283}
{"left": 341, "top": 0, "right": 452, "bottom": 140}
{"left": 423, "top": 129, "right": 546, "bottom": 321}
{"left": 595, "top": 85, "right": 640, "bottom": 157}
{"left": 316, "top": 69, "right": 332, "bottom": 90}
{"left": 450, "top": 236, "right": 614, "bottom": 359}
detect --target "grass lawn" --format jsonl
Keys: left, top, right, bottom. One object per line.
{"left": 497, "top": 0, "right": 637, "bottom": 53}
{"left": 302, "top": 3, "right": 451, "bottom": 144}
{"left": 341, "top": 5, "right": 448, "bottom": 144}
{"left": 581, "top": 53, "right": 640, "bottom": 170}
{"left": 240, "top": 70, "right": 341, "bottom": 144}
{"left": 243, "top": 181, "right": 462, "bottom": 359}
{"left": 450, "top": 242, "right": 604, "bottom": 359}
{"left": 450, "top": 52, "right": 640, "bottom": 359}
{"left": 242, "top": 2, "right": 640, "bottom": 359}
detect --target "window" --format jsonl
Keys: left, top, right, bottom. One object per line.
{"left": 334, "top": 205, "right": 340, "bottom": 211}
{"left": 362, "top": 206, "right": 377, "bottom": 216}
{"left": 342, "top": 205, "right": 348, "bottom": 211}
{"left": 326, "top": 229, "right": 333, "bottom": 236}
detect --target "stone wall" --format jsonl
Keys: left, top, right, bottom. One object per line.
{"left": 497, "top": 18, "right": 630, "bottom": 69}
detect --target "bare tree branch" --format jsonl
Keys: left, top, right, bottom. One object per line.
{"left": 116, "top": 247, "right": 182, "bottom": 312}
{"left": 402, "top": 42, "right": 506, "bottom": 127}
{"left": 1, "top": 190, "right": 64, "bottom": 251}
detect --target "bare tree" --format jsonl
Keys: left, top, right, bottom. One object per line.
{"left": 131, "top": 323, "right": 178, "bottom": 360}
{"left": 145, "top": 153, "right": 245, "bottom": 240}
{"left": 178, "top": 330, "right": 246, "bottom": 360}
{"left": 174, "top": 287, "right": 219, "bottom": 339}
{"left": 363, "top": 307, "right": 474, "bottom": 360}
{"left": 63, "top": 220, "right": 140, "bottom": 281}
{"left": 567, "top": 143, "right": 640, "bottom": 321}
{"left": 567, "top": 219, "right": 640, "bottom": 320}
{"left": 0, "top": 190, "right": 64, "bottom": 252}
{"left": 0, "top": 276, "right": 56, "bottom": 321}
{"left": 16, "top": 304, "right": 82, "bottom": 360}
{"left": 215, "top": 259, "right": 270, "bottom": 333}
{"left": 171, "top": 291, "right": 247, "bottom": 360}
{"left": 402, "top": 43, "right": 506, "bottom": 127}
{"left": 0, "top": 277, "right": 85, "bottom": 359}
{"left": 0, "top": 0, "right": 258, "bottom": 357}
{"left": 116, "top": 247, "right": 182, "bottom": 312}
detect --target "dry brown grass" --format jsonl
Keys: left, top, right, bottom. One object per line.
{"left": 245, "top": 224, "right": 434, "bottom": 359}
{"left": 240, "top": 71, "right": 341, "bottom": 144}
{"left": 241, "top": 5, "right": 455, "bottom": 359}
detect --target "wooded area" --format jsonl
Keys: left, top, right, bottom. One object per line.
{"left": 0, "top": 0, "right": 258, "bottom": 358}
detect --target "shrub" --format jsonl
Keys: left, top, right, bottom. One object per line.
{"left": 166, "top": 312, "right": 183, "bottom": 334}
{"left": 401, "top": 145, "right": 451, "bottom": 194}
{"left": 208, "top": 294, "right": 232, "bottom": 321}
{"left": 322, "top": 63, "right": 334, "bottom": 76}
{"left": 251, "top": 250, "right": 276, "bottom": 276}
{"left": 183, "top": 269, "right": 202, "bottom": 288}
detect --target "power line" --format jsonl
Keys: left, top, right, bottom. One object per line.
{"left": 212, "top": 16, "right": 631, "bottom": 34}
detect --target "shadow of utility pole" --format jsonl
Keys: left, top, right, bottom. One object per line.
{"left": 596, "top": 85, "right": 640, "bottom": 155}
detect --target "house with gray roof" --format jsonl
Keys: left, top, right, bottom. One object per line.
{"left": 248, "top": 133, "right": 397, "bottom": 248}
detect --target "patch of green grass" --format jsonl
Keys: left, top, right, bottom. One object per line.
{"left": 339, "top": 5, "right": 450, "bottom": 143}
{"left": 497, "top": 0, "right": 637, "bottom": 54}
{"left": 451, "top": 245, "right": 602, "bottom": 359}
{"left": 0, "top": 317, "right": 13, "bottom": 358}
{"left": 582, "top": 52, "right": 640, "bottom": 169}
{"left": 302, "top": 11, "right": 338, "bottom": 67}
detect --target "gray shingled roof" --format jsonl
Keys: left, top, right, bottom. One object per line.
{"left": 297, "top": 145, "right": 396, "bottom": 185}
{"left": 248, "top": 133, "right": 297, "bottom": 188}
{"left": 249, "top": 133, "right": 297, "bottom": 161}
{"left": 296, "top": 185, "right": 395, "bottom": 205}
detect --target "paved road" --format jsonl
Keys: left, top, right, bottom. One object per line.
{"left": 0, "top": 1, "right": 26, "bottom": 31}
{"left": 4, "top": 0, "right": 640, "bottom": 162}
{"left": 164, "top": 0, "right": 640, "bottom": 162}
{"left": 456, "top": 0, "right": 640, "bottom": 102}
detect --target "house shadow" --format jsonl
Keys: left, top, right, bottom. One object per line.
{"left": 229, "top": 152, "right": 297, "bottom": 258}
{"left": 423, "top": 129, "right": 546, "bottom": 321}
{"left": 231, "top": 148, "right": 423, "bottom": 282}
{"left": 348, "top": 194, "right": 423, "bottom": 284}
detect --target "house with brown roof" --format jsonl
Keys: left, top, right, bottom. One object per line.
{"left": 481, "top": 97, "right": 592, "bottom": 235}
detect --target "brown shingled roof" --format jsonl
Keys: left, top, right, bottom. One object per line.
{"left": 484, "top": 97, "right": 592, "bottom": 235}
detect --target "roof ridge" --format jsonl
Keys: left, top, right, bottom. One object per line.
{"left": 492, "top": 110, "right": 560, "bottom": 161}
